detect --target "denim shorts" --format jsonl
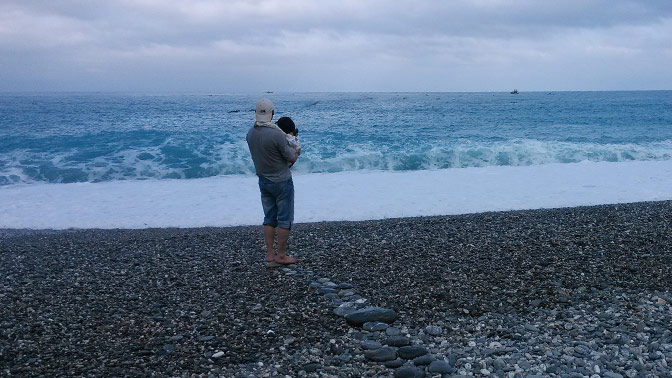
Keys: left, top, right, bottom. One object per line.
{"left": 258, "top": 176, "right": 294, "bottom": 229}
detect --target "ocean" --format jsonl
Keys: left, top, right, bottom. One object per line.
{"left": 1, "top": 91, "right": 671, "bottom": 186}
{"left": 1, "top": 91, "right": 671, "bottom": 229}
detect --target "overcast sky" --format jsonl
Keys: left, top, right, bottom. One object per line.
{"left": 1, "top": 0, "right": 671, "bottom": 92}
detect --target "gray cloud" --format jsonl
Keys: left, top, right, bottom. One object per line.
{"left": 1, "top": 0, "right": 670, "bottom": 91}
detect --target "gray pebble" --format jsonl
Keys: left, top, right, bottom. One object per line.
{"left": 425, "top": 326, "right": 442, "bottom": 336}
{"left": 394, "top": 366, "right": 426, "bottom": 378}
{"left": 398, "top": 345, "right": 428, "bottom": 359}
{"left": 384, "top": 336, "right": 411, "bottom": 347}
{"left": 333, "top": 303, "right": 358, "bottom": 317}
{"left": 427, "top": 360, "right": 454, "bottom": 374}
{"left": 345, "top": 306, "right": 398, "bottom": 326}
{"left": 304, "top": 363, "right": 320, "bottom": 372}
{"left": 386, "top": 326, "right": 401, "bottom": 336}
{"left": 363, "top": 321, "right": 389, "bottom": 332}
{"left": 338, "top": 289, "right": 356, "bottom": 297}
{"left": 413, "top": 354, "right": 436, "bottom": 366}
{"left": 384, "top": 359, "right": 405, "bottom": 368}
{"left": 364, "top": 347, "right": 398, "bottom": 362}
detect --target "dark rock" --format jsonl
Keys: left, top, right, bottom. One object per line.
{"left": 384, "top": 336, "right": 410, "bottom": 347}
{"left": 361, "top": 340, "right": 382, "bottom": 350}
{"left": 413, "top": 354, "right": 436, "bottom": 366}
{"left": 649, "top": 352, "right": 663, "bottom": 360}
{"left": 384, "top": 359, "right": 405, "bottom": 368}
{"left": 398, "top": 345, "right": 428, "bottom": 359}
{"left": 425, "top": 326, "right": 442, "bottom": 336}
{"left": 333, "top": 303, "right": 358, "bottom": 317}
{"left": 345, "top": 306, "right": 398, "bottom": 326}
{"left": 338, "top": 289, "right": 356, "bottom": 297}
{"left": 364, "top": 347, "right": 397, "bottom": 362}
{"left": 427, "top": 360, "right": 454, "bottom": 374}
{"left": 493, "top": 358, "right": 506, "bottom": 370}
{"left": 304, "top": 363, "right": 320, "bottom": 372}
{"left": 386, "top": 327, "right": 401, "bottom": 336}
{"left": 394, "top": 366, "right": 426, "bottom": 378}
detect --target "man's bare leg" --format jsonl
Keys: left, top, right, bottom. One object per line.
{"left": 275, "top": 227, "right": 296, "bottom": 264}
{"left": 264, "top": 225, "right": 275, "bottom": 262}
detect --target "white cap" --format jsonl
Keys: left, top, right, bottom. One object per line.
{"left": 255, "top": 98, "right": 274, "bottom": 122}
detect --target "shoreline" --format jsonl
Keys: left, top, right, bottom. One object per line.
{"left": 2, "top": 159, "right": 672, "bottom": 230}
{"left": 0, "top": 198, "right": 670, "bottom": 235}
{"left": 2, "top": 201, "right": 671, "bottom": 377}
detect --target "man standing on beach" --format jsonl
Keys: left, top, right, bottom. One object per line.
{"left": 246, "top": 99, "right": 300, "bottom": 264}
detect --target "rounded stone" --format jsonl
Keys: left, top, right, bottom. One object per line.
{"left": 398, "top": 345, "right": 428, "bottom": 359}
{"left": 413, "top": 354, "right": 436, "bottom": 366}
{"left": 425, "top": 326, "right": 442, "bottom": 336}
{"left": 333, "top": 303, "right": 358, "bottom": 317}
{"left": 303, "top": 363, "right": 320, "bottom": 372}
{"left": 384, "top": 336, "right": 411, "bottom": 347}
{"left": 493, "top": 358, "right": 506, "bottom": 370}
{"left": 364, "top": 347, "right": 398, "bottom": 362}
{"left": 345, "top": 306, "right": 398, "bottom": 326}
{"left": 384, "top": 359, "right": 405, "bottom": 368}
{"left": 318, "top": 287, "right": 337, "bottom": 295}
{"left": 427, "top": 360, "right": 454, "bottom": 374}
{"left": 386, "top": 327, "right": 401, "bottom": 336}
{"left": 394, "top": 366, "right": 426, "bottom": 378}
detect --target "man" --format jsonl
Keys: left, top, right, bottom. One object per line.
{"left": 246, "top": 99, "right": 300, "bottom": 265}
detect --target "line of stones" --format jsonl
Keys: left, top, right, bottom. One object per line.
{"left": 275, "top": 264, "right": 459, "bottom": 378}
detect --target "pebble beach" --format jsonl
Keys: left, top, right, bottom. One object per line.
{"left": 1, "top": 201, "right": 671, "bottom": 377}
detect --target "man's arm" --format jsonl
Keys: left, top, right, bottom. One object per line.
{"left": 290, "top": 147, "right": 301, "bottom": 163}
{"left": 288, "top": 147, "right": 301, "bottom": 167}
{"left": 278, "top": 134, "right": 300, "bottom": 164}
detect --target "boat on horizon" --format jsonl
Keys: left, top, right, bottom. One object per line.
{"left": 510, "top": 89, "right": 519, "bottom": 94}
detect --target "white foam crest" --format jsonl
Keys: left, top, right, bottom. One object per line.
{"left": 294, "top": 143, "right": 387, "bottom": 174}
{"left": 294, "top": 139, "right": 672, "bottom": 173}
{"left": 210, "top": 140, "right": 257, "bottom": 175}
{"left": 2, "top": 138, "right": 672, "bottom": 186}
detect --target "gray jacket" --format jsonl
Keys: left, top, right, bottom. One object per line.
{"left": 246, "top": 125, "right": 297, "bottom": 182}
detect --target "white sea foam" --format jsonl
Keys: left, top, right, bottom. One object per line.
{"left": 3, "top": 138, "right": 672, "bottom": 185}
{"left": 1, "top": 160, "right": 671, "bottom": 229}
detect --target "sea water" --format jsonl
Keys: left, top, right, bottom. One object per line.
{"left": 1, "top": 91, "right": 671, "bottom": 228}
{"left": 2, "top": 91, "right": 672, "bottom": 186}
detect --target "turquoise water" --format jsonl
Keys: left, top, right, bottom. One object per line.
{"left": 1, "top": 91, "right": 671, "bottom": 186}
